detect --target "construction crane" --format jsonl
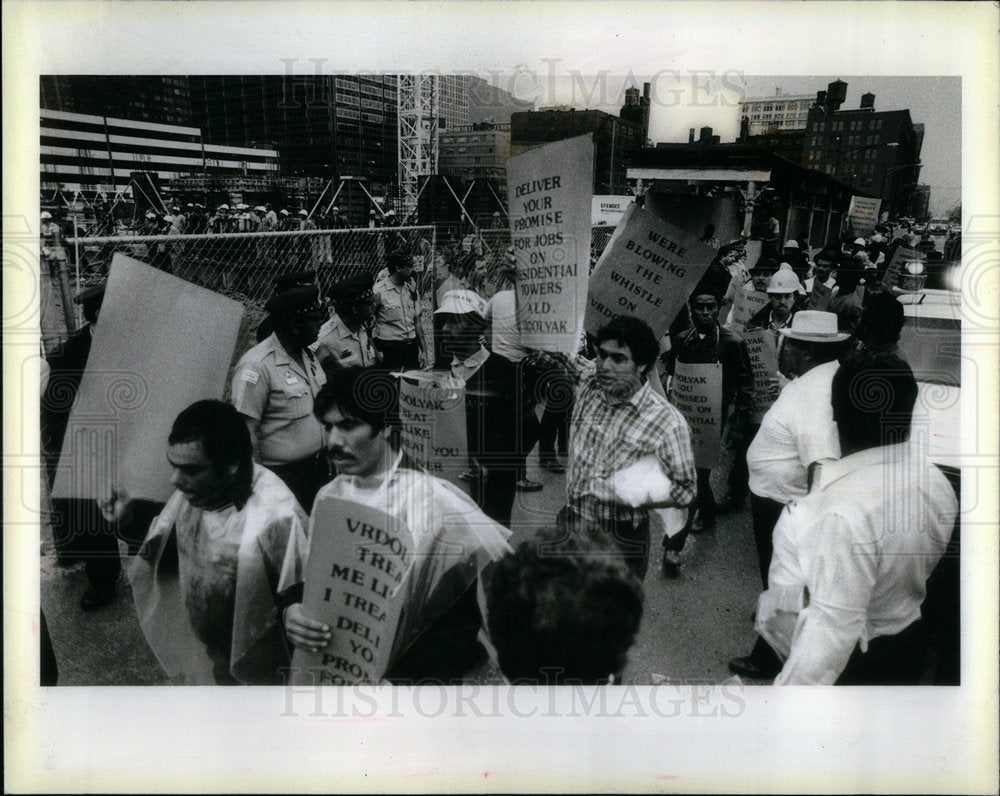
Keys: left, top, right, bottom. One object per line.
{"left": 396, "top": 74, "right": 439, "bottom": 219}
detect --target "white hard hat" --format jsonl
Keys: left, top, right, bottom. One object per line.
{"left": 298, "top": 209, "right": 308, "bottom": 216}
{"left": 279, "top": 209, "right": 289, "bottom": 216}
{"left": 782, "top": 239, "right": 799, "bottom": 249}
{"left": 218, "top": 203, "right": 230, "bottom": 210}
{"left": 332, "top": 206, "right": 340, "bottom": 212}
{"left": 40, "top": 211, "right": 52, "bottom": 220}
{"left": 853, "top": 237, "right": 867, "bottom": 246}
{"left": 434, "top": 289, "right": 486, "bottom": 317}
{"left": 766, "top": 268, "right": 801, "bottom": 294}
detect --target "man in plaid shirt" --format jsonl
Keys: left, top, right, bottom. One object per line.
{"left": 565, "top": 316, "right": 697, "bottom": 579}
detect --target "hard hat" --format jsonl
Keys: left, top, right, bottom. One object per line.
{"left": 40, "top": 211, "right": 52, "bottom": 220}
{"left": 766, "top": 268, "right": 801, "bottom": 294}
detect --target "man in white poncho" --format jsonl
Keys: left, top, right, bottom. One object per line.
{"left": 281, "top": 366, "right": 512, "bottom": 684}
{"left": 103, "top": 400, "right": 308, "bottom": 684}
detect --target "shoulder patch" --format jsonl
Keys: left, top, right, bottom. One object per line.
{"left": 240, "top": 369, "right": 260, "bottom": 384}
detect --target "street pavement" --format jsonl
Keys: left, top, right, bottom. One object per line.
{"left": 40, "top": 448, "right": 764, "bottom": 687}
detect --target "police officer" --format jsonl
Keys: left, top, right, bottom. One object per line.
{"left": 314, "top": 274, "right": 379, "bottom": 374}
{"left": 231, "top": 286, "right": 328, "bottom": 511}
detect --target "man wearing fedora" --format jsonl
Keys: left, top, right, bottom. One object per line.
{"left": 729, "top": 310, "right": 850, "bottom": 679}
{"left": 765, "top": 351, "right": 957, "bottom": 684}
{"left": 231, "top": 285, "right": 328, "bottom": 512}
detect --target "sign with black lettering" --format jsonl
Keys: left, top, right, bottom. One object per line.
{"left": 670, "top": 361, "right": 723, "bottom": 468}
{"left": 507, "top": 134, "right": 593, "bottom": 353}
{"left": 290, "top": 499, "right": 413, "bottom": 685}
{"left": 584, "top": 203, "right": 713, "bottom": 339}
{"left": 847, "top": 196, "right": 882, "bottom": 237}
{"left": 882, "top": 246, "right": 920, "bottom": 289}
{"left": 729, "top": 283, "right": 769, "bottom": 333}
{"left": 398, "top": 371, "right": 467, "bottom": 488}
{"left": 743, "top": 329, "right": 780, "bottom": 424}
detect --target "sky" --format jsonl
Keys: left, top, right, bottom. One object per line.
{"left": 503, "top": 72, "right": 961, "bottom": 215}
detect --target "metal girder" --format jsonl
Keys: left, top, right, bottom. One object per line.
{"left": 397, "top": 74, "right": 439, "bottom": 218}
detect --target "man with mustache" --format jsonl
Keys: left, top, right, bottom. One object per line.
{"left": 281, "top": 367, "right": 511, "bottom": 684}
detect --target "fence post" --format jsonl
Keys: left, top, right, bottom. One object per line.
{"left": 52, "top": 226, "right": 78, "bottom": 334}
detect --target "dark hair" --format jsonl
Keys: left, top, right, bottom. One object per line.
{"left": 486, "top": 527, "right": 644, "bottom": 685}
{"left": 832, "top": 350, "right": 917, "bottom": 451}
{"left": 80, "top": 297, "right": 102, "bottom": 325}
{"left": 168, "top": 400, "right": 253, "bottom": 508}
{"left": 595, "top": 316, "right": 660, "bottom": 372}
{"left": 313, "top": 366, "right": 398, "bottom": 435}
{"left": 858, "top": 291, "right": 905, "bottom": 349}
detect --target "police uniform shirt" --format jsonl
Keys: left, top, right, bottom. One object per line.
{"left": 231, "top": 333, "right": 327, "bottom": 466}
{"left": 373, "top": 277, "right": 419, "bottom": 341}
{"left": 313, "top": 312, "right": 377, "bottom": 369}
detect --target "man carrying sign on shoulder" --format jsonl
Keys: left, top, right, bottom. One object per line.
{"left": 663, "top": 285, "right": 753, "bottom": 537}
{"left": 281, "top": 367, "right": 511, "bottom": 685}
{"left": 102, "top": 400, "right": 308, "bottom": 685}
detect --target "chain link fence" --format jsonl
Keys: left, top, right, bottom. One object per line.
{"left": 59, "top": 225, "right": 438, "bottom": 366}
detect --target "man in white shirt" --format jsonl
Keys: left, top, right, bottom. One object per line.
{"left": 729, "top": 310, "right": 850, "bottom": 679}
{"left": 764, "top": 351, "right": 957, "bottom": 684}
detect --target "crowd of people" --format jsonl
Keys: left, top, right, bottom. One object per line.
{"left": 40, "top": 209, "right": 959, "bottom": 688}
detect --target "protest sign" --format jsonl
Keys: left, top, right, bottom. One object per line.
{"left": 584, "top": 203, "right": 714, "bottom": 339}
{"left": 290, "top": 498, "right": 412, "bottom": 685}
{"left": 591, "top": 194, "right": 634, "bottom": 226}
{"left": 670, "top": 361, "right": 723, "bottom": 469}
{"left": 507, "top": 134, "right": 593, "bottom": 353}
{"left": 882, "top": 246, "right": 921, "bottom": 289}
{"left": 847, "top": 196, "right": 882, "bottom": 237}
{"left": 743, "top": 328, "right": 780, "bottom": 423}
{"left": 52, "top": 253, "right": 244, "bottom": 503}
{"left": 397, "top": 371, "right": 468, "bottom": 488}
{"left": 729, "top": 283, "right": 770, "bottom": 333}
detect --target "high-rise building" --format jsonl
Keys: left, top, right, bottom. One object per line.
{"left": 619, "top": 83, "right": 651, "bottom": 145}
{"left": 40, "top": 76, "right": 192, "bottom": 126}
{"left": 738, "top": 90, "right": 814, "bottom": 135}
{"left": 510, "top": 108, "right": 646, "bottom": 195}
{"left": 802, "top": 80, "right": 922, "bottom": 218}
{"left": 439, "top": 122, "right": 510, "bottom": 181}
{"left": 188, "top": 75, "right": 399, "bottom": 221}
{"left": 40, "top": 108, "right": 277, "bottom": 196}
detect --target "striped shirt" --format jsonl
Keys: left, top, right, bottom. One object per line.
{"left": 568, "top": 375, "right": 697, "bottom": 525}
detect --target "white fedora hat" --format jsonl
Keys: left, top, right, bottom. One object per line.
{"left": 777, "top": 310, "right": 851, "bottom": 342}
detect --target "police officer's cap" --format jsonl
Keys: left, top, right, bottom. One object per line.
{"left": 264, "top": 285, "right": 323, "bottom": 317}
{"left": 74, "top": 282, "right": 107, "bottom": 305}
{"left": 328, "top": 274, "right": 374, "bottom": 305}
{"left": 272, "top": 269, "right": 317, "bottom": 291}
{"left": 386, "top": 250, "right": 412, "bottom": 270}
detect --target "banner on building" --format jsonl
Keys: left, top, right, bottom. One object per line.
{"left": 591, "top": 195, "right": 635, "bottom": 226}
{"left": 584, "top": 203, "right": 714, "bottom": 339}
{"left": 729, "top": 283, "right": 770, "bottom": 333}
{"left": 670, "top": 361, "right": 723, "bottom": 469}
{"left": 52, "top": 253, "right": 244, "bottom": 503}
{"left": 507, "top": 134, "right": 594, "bottom": 353}
{"left": 290, "top": 498, "right": 412, "bottom": 685}
{"left": 397, "top": 371, "right": 468, "bottom": 489}
{"left": 882, "top": 246, "right": 921, "bottom": 289}
{"left": 847, "top": 196, "right": 882, "bottom": 237}
{"left": 743, "top": 329, "right": 781, "bottom": 423}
